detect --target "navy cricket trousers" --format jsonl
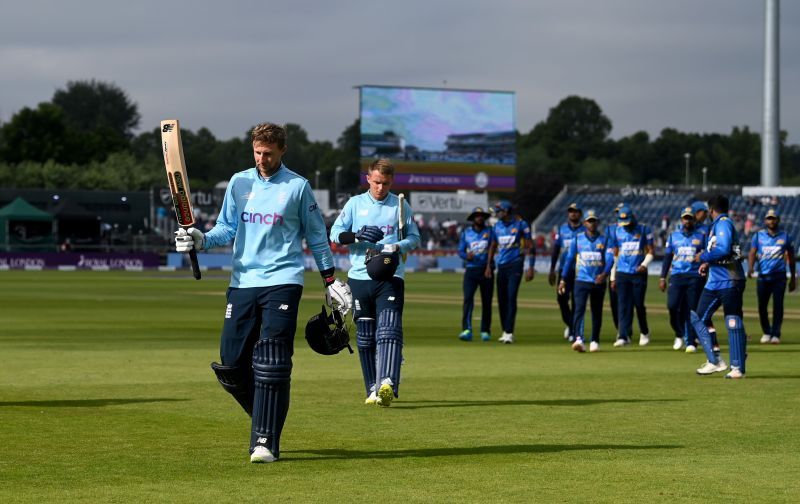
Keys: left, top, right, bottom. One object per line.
{"left": 462, "top": 266, "right": 494, "bottom": 333}
{"left": 757, "top": 275, "right": 787, "bottom": 338}
{"left": 572, "top": 281, "right": 605, "bottom": 343}
{"left": 616, "top": 272, "right": 649, "bottom": 340}
{"left": 496, "top": 259, "right": 524, "bottom": 334}
{"left": 666, "top": 274, "right": 702, "bottom": 341}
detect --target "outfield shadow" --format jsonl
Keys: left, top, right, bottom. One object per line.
{"left": 0, "top": 398, "right": 188, "bottom": 408}
{"left": 287, "top": 443, "right": 682, "bottom": 461}
{"left": 391, "top": 398, "right": 683, "bottom": 410}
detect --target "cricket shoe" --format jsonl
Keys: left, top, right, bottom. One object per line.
{"left": 589, "top": 341, "right": 600, "bottom": 353}
{"left": 770, "top": 336, "right": 781, "bottom": 345}
{"left": 563, "top": 327, "right": 571, "bottom": 340}
{"left": 685, "top": 345, "right": 697, "bottom": 353}
{"left": 612, "top": 338, "right": 630, "bottom": 348}
{"left": 760, "top": 334, "right": 771, "bottom": 344}
{"left": 725, "top": 367, "right": 745, "bottom": 379}
{"left": 696, "top": 359, "right": 728, "bottom": 375}
{"left": 639, "top": 333, "right": 650, "bottom": 347}
{"left": 673, "top": 337, "right": 683, "bottom": 351}
{"left": 571, "top": 338, "right": 586, "bottom": 353}
{"left": 376, "top": 378, "right": 394, "bottom": 408}
{"left": 480, "top": 332, "right": 491, "bottom": 342}
{"left": 498, "top": 332, "right": 514, "bottom": 344}
{"left": 459, "top": 330, "right": 473, "bottom": 342}
{"left": 250, "top": 446, "right": 277, "bottom": 463}
{"left": 365, "top": 391, "right": 378, "bottom": 405}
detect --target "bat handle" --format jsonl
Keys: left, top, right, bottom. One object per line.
{"left": 188, "top": 248, "right": 202, "bottom": 280}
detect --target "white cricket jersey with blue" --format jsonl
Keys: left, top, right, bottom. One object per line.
{"left": 202, "top": 165, "right": 334, "bottom": 288}
{"left": 330, "top": 191, "right": 421, "bottom": 281}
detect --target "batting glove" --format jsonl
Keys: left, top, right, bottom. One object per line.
{"left": 355, "top": 225, "right": 384, "bottom": 244}
{"left": 326, "top": 278, "right": 353, "bottom": 315}
{"left": 175, "top": 227, "right": 204, "bottom": 252}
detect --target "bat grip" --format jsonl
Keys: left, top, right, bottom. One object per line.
{"left": 188, "top": 248, "right": 202, "bottom": 280}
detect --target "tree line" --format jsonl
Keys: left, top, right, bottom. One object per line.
{"left": 1, "top": 80, "right": 799, "bottom": 218}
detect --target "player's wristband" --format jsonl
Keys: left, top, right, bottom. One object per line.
{"left": 320, "top": 267, "right": 336, "bottom": 287}
{"left": 338, "top": 232, "right": 356, "bottom": 245}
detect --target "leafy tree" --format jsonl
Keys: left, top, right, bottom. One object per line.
{"left": 52, "top": 80, "right": 140, "bottom": 139}
{"left": 537, "top": 95, "right": 612, "bottom": 161}
{"left": 0, "top": 103, "right": 68, "bottom": 163}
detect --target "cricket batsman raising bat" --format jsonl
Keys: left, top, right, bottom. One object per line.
{"left": 161, "top": 119, "right": 202, "bottom": 280}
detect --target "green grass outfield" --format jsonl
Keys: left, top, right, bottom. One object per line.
{"left": 1, "top": 270, "right": 799, "bottom": 503}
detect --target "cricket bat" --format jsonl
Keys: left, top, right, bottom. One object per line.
{"left": 161, "top": 119, "right": 201, "bottom": 280}
{"left": 398, "top": 193, "right": 407, "bottom": 262}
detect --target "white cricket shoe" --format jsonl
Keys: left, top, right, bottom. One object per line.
{"left": 589, "top": 341, "right": 600, "bottom": 353}
{"left": 685, "top": 345, "right": 697, "bottom": 353}
{"left": 613, "top": 338, "right": 630, "bottom": 348}
{"left": 639, "top": 333, "right": 650, "bottom": 346}
{"left": 572, "top": 338, "right": 586, "bottom": 353}
{"left": 250, "top": 446, "right": 276, "bottom": 463}
{"left": 770, "top": 336, "right": 781, "bottom": 345}
{"left": 673, "top": 337, "right": 683, "bottom": 350}
{"left": 725, "top": 367, "right": 745, "bottom": 379}
{"left": 498, "top": 332, "right": 514, "bottom": 344}
{"left": 365, "top": 390, "right": 378, "bottom": 405}
{"left": 563, "top": 327, "right": 571, "bottom": 340}
{"left": 696, "top": 359, "right": 727, "bottom": 375}
{"left": 760, "top": 334, "right": 771, "bottom": 344}
{"left": 376, "top": 378, "right": 394, "bottom": 407}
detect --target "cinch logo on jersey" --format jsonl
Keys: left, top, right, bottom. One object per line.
{"left": 380, "top": 224, "right": 395, "bottom": 235}
{"left": 240, "top": 211, "right": 284, "bottom": 225}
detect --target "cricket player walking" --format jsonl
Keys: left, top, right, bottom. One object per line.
{"left": 559, "top": 210, "right": 614, "bottom": 353}
{"left": 175, "top": 123, "right": 351, "bottom": 463}
{"left": 549, "top": 202, "right": 586, "bottom": 342}
{"left": 659, "top": 207, "right": 706, "bottom": 352}
{"left": 609, "top": 205, "right": 654, "bottom": 347}
{"left": 330, "top": 158, "right": 421, "bottom": 407}
{"left": 486, "top": 200, "right": 534, "bottom": 344}
{"left": 457, "top": 206, "right": 496, "bottom": 342}
{"left": 747, "top": 208, "right": 797, "bottom": 344}
{"left": 691, "top": 195, "right": 748, "bottom": 378}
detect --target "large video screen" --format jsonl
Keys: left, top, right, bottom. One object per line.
{"left": 359, "top": 85, "right": 515, "bottom": 192}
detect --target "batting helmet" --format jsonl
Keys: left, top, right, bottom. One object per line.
{"left": 365, "top": 248, "right": 400, "bottom": 281}
{"left": 305, "top": 305, "right": 353, "bottom": 356}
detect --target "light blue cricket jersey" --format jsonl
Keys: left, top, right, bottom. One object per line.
{"left": 699, "top": 214, "right": 745, "bottom": 291}
{"left": 612, "top": 223, "right": 654, "bottom": 274}
{"left": 665, "top": 229, "right": 706, "bottom": 276}
{"left": 330, "top": 191, "right": 421, "bottom": 281}
{"left": 202, "top": 165, "right": 334, "bottom": 288}
{"left": 458, "top": 225, "right": 496, "bottom": 269}
{"left": 751, "top": 229, "right": 794, "bottom": 277}
{"left": 560, "top": 231, "right": 614, "bottom": 283}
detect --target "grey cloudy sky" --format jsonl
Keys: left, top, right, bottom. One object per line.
{"left": 2, "top": 0, "right": 798, "bottom": 143}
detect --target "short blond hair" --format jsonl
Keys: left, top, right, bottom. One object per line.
{"left": 251, "top": 123, "right": 287, "bottom": 148}
{"left": 368, "top": 158, "right": 395, "bottom": 177}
